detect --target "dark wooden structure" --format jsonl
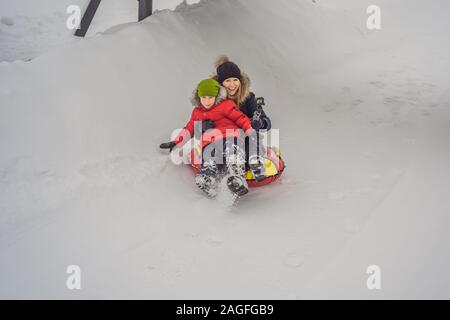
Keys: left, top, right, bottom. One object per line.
{"left": 75, "top": 0, "right": 153, "bottom": 37}
{"left": 138, "top": 0, "right": 153, "bottom": 22}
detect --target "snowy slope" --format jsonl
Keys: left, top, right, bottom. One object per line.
{"left": 0, "top": 0, "right": 201, "bottom": 62}
{"left": 1, "top": 0, "right": 450, "bottom": 299}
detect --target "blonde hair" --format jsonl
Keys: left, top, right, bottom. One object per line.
{"left": 232, "top": 81, "right": 246, "bottom": 107}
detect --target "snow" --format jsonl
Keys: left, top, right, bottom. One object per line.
{"left": 1, "top": 0, "right": 450, "bottom": 299}
{"left": 0, "top": 0, "right": 200, "bottom": 62}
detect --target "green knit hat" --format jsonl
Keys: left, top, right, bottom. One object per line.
{"left": 197, "top": 78, "right": 220, "bottom": 98}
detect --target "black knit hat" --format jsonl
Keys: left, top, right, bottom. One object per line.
{"left": 217, "top": 61, "right": 241, "bottom": 84}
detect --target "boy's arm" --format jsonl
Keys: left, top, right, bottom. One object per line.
{"left": 222, "top": 101, "right": 252, "bottom": 132}
{"left": 173, "top": 110, "right": 197, "bottom": 146}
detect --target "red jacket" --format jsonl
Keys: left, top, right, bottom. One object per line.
{"left": 174, "top": 99, "right": 252, "bottom": 148}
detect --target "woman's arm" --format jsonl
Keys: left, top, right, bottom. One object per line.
{"left": 246, "top": 93, "right": 271, "bottom": 130}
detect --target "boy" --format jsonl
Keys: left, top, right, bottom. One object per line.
{"left": 160, "top": 78, "right": 255, "bottom": 198}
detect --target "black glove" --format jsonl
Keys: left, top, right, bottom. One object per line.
{"left": 160, "top": 141, "right": 176, "bottom": 152}
{"left": 202, "top": 120, "right": 215, "bottom": 132}
{"left": 251, "top": 118, "right": 264, "bottom": 130}
{"left": 194, "top": 120, "right": 215, "bottom": 137}
{"left": 251, "top": 99, "right": 267, "bottom": 131}
{"left": 252, "top": 117, "right": 271, "bottom": 131}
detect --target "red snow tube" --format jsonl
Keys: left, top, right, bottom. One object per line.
{"left": 190, "top": 145, "right": 285, "bottom": 188}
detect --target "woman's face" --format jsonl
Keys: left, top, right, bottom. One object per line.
{"left": 222, "top": 78, "right": 241, "bottom": 97}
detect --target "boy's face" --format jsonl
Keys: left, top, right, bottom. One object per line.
{"left": 200, "top": 96, "right": 216, "bottom": 109}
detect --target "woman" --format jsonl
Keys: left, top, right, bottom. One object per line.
{"left": 212, "top": 55, "right": 271, "bottom": 131}
{"left": 212, "top": 55, "right": 271, "bottom": 178}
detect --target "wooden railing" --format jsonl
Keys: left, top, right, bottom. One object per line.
{"left": 75, "top": 0, "right": 153, "bottom": 37}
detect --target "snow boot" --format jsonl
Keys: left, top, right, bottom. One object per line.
{"left": 226, "top": 174, "right": 249, "bottom": 196}
{"left": 195, "top": 158, "right": 219, "bottom": 198}
{"left": 224, "top": 143, "right": 249, "bottom": 196}
{"left": 248, "top": 155, "right": 266, "bottom": 182}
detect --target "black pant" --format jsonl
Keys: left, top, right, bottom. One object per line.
{"left": 201, "top": 137, "right": 246, "bottom": 171}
